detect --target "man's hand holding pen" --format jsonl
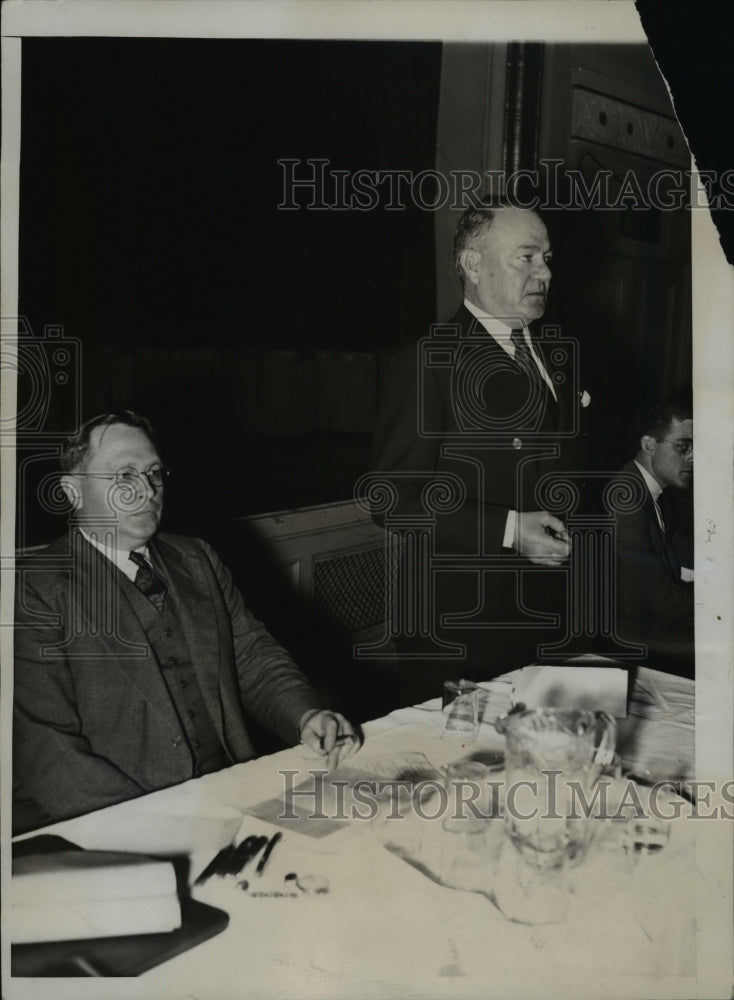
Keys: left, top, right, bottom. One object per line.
{"left": 298, "top": 709, "right": 361, "bottom": 771}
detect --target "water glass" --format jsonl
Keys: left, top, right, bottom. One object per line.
{"left": 441, "top": 680, "right": 479, "bottom": 745}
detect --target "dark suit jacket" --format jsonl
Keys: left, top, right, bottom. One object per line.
{"left": 369, "top": 306, "right": 584, "bottom": 693}
{"left": 371, "top": 305, "right": 579, "bottom": 555}
{"left": 614, "top": 461, "right": 694, "bottom": 671}
{"left": 13, "top": 531, "right": 321, "bottom": 830}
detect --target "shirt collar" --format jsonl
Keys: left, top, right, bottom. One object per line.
{"left": 634, "top": 460, "right": 663, "bottom": 501}
{"left": 80, "top": 528, "right": 151, "bottom": 582}
{"left": 463, "top": 299, "right": 519, "bottom": 355}
{"left": 461, "top": 299, "right": 557, "bottom": 402}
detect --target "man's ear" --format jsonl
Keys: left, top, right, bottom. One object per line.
{"left": 640, "top": 434, "right": 656, "bottom": 457}
{"left": 460, "top": 248, "right": 481, "bottom": 286}
{"left": 60, "top": 474, "right": 82, "bottom": 510}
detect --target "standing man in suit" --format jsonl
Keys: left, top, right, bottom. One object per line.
{"left": 14, "top": 412, "right": 359, "bottom": 832}
{"left": 614, "top": 395, "right": 694, "bottom": 676}
{"left": 371, "top": 201, "right": 579, "bottom": 704}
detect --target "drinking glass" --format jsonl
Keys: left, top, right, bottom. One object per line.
{"left": 441, "top": 680, "right": 479, "bottom": 744}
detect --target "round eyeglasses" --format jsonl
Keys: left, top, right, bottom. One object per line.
{"left": 74, "top": 466, "right": 171, "bottom": 489}
{"left": 659, "top": 439, "right": 693, "bottom": 457}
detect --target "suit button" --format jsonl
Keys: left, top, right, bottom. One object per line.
{"left": 168, "top": 656, "right": 178, "bottom": 666}
{"left": 164, "top": 629, "right": 173, "bottom": 638}
{"left": 512, "top": 437, "right": 522, "bottom": 450}
{"left": 172, "top": 736, "right": 184, "bottom": 748}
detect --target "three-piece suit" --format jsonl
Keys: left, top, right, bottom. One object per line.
{"left": 13, "top": 530, "right": 320, "bottom": 831}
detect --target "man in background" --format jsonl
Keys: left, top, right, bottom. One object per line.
{"left": 14, "top": 411, "right": 358, "bottom": 832}
{"left": 614, "top": 395, "right": 694, "bottom": 676}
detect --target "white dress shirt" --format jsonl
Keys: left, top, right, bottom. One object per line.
{"left": 81, "top": 529, "right": 152, "bottom": 582}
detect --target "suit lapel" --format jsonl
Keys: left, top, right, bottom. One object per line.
{"left": 643, "top": 490, "right": 666, "bottom": 552}
{"left": 623, "top": 464, "right": 663, "bottom": 543}
{"left": 150, "top": 536, "right": 226, "bottom": 740}
{"left": 628, "top": 467, "right": 681, "bottom": 579}
{"left": 453, "top": 307, "right": 550, "bottom": 433}
{"left": 656, "top": 492, "right": 682, "bottom": 581}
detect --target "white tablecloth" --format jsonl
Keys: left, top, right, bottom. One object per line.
{"left": 10, "top": 667, "right": 698, "bottom": 1000}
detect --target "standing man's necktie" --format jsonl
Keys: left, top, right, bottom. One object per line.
{"left": 510, "top": 328, "right": 557, "bottom": 417}
{"left": 510, "top": 328, "right": 537, "bottom": 379}
{"left": 128, "top": 551, "right": 167, "bottom": 613}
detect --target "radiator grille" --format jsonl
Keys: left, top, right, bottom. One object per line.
{"left": 313, "top": 545, "right": 387, "bottom": 633}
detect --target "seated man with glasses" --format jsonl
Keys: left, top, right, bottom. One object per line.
{"left": 613, "top": 394, "right": 694, "bottom": 676}
{"left": 13, "top": 411, "right": 359, "bottom": 832}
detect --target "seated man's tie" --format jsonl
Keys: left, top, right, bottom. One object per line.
{"left": 128, "top": 551, "right": 167, "bottom": 612}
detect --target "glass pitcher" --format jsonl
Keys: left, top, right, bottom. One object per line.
{"left": 492, "top": 707, "right": 616, "bottom": 923}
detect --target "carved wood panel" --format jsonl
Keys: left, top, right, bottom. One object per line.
{"left": 571, "top": 88, "right": 689, "bottom": 167}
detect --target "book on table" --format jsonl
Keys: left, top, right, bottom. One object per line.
{"left": 11, "top": 836, "right": 182, "bottom": 944}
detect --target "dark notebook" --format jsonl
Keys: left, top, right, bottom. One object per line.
{"left": 11, "top": 835, "right": 229, "bottom": 977}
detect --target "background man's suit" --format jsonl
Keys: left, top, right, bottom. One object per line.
{"left": 371, "top": 305, "right": 583, "bottom": 701}
{"left": 14, "top": 531, "right": 321, "bottom": 831}
{"left": 614, "top": 461, "right": 694, "bottom": 675}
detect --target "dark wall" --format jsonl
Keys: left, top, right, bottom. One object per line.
{"left": 20, "top": 38, "right": 440, "bottom": 352}
{"left": 17, "top": 37, "right": 441, "bottom": 545}
{"left": 15, "top": 36, "right": 698, "bottom": 547}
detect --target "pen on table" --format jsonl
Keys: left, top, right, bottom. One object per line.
{"left": 226, "top": 834, "right": 269, "bottom": 876}
{"left": 256, "top": 832, "right": 283, "bottom": 877}
{"left": 194, "top": 835, "right": 269, "bottom": 884}
{"left": 194, "top": 843, "right": 237, "bottom": 885}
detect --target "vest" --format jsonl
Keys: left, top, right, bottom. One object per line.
{"left": 119, "top": 573, "right": 228, "bottom": 778}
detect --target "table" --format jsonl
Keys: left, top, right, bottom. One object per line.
{"left": 10, "top": 666, "right": 698, "bottom": 1000}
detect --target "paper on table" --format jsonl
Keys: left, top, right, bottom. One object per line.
{"left": 512, "top": 665, "right": 628, "bottom": 717}
{"left": 247, "top": 751, "right": 442, "bottom": 838}
{"left": 190, "top": 830, "right": 474, "bottom": 993}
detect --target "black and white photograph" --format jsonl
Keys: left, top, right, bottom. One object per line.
{"left": 1, "top": 1, "right": 732, "bottom": 997}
